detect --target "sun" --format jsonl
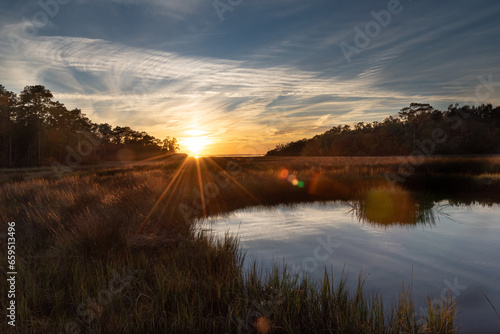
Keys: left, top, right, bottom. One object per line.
{"left": 184, "top": 136, "right": 207, "bottom": 157}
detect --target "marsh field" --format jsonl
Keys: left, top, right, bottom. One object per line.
{"left": 1, "top": 155, "right": 500, "bottom": 333}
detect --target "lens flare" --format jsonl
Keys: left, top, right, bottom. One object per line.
{"left": 278, "top": 168, "right": 289, "bottom": 179}
{"left": 183, "top": 136, "right": 208, "bottom": 156}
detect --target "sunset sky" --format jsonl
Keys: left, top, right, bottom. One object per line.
{"left": 1, "top": 0, "right": 499, "bottom": 155}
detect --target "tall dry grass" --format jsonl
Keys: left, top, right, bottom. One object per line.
{"left": 1, "top": 155, "right": 489, "bottom": 332}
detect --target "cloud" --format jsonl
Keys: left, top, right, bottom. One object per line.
{"left": 107, "top": 0, "right": 205, "bottom": 11}
{"left": 72, "top": 0, "right": 209, "bottom": 20}
{"left": 1, "top": 5, "right": 499, "bottom": 155}
{"left": 15, "top": 35, "right": 423, "bottom": 101}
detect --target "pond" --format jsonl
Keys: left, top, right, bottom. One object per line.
{"left": 200, "top": 195, "right": 500, "bottom": 333}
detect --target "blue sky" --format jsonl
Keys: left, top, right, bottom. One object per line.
{"left": 1, "top": 0, "right": 499, "bottom": 154}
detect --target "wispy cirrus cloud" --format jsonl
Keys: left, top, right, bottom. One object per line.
{"left": 1, "top": 0, "right": 499, "bottom": 154}
{"left": 0, "top": 34, "right": 429, "bottom": 153}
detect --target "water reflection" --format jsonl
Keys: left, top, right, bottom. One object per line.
{"left": 347, "top": 188, "right": 437, "bottom": 227}
{"left": 201, "top": 198, "right": 500, "bottom": 333}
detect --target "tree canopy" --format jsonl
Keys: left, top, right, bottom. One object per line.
{"left": 266, "top": 103, "right": 500, "bottom": 157}
{"left": 0, "top": 84, "right": 179, "bottom": 167}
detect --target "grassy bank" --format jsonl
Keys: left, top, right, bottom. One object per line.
{"left": 2, "top": 155, "right": 496, "bottom": 333}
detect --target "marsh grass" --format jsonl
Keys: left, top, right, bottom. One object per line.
{"left": 2, "top": 155, "right": 495, "bottom": 332}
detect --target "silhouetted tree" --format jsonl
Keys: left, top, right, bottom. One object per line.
{"left": 267, "top": 103, "right": 500, "bottom": 157}
{"left": 0, "top": 85, "right": 17, "bottom": 166}
{"left": 162, "top": 137, "right": 179, "bottom": 153}
{"left": 0, "top": 83, "right": 178, "bottom": 167}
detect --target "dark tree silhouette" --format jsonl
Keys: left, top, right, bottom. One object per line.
{"left": 0, "top": 84, "right": 179, "bottom": 167}
{"left": 267, "top": 103, "right": 500, "bottom": 157}
{"left": 162, "top": 137, "right": 180, "bottom": 153}
{"left": 0, "top": 85, "right": 17, "bottom": 166}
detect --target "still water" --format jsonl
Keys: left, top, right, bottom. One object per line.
{"left": 201, "top": 200, "right": 500, "bottom": 333}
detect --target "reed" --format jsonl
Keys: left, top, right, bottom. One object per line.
{"left": 1, "top": 155, "right": 487, "bottom": 332}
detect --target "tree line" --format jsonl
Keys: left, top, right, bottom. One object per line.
{"left": 266, "top": 103, "right": 500, "bottom": 157}
{"left": 0, "top": 84, "right": 179, "bottom": 167}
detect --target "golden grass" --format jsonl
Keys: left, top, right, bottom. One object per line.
{"left": 2, "top": 155, "right": 494, "bottom": 332}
